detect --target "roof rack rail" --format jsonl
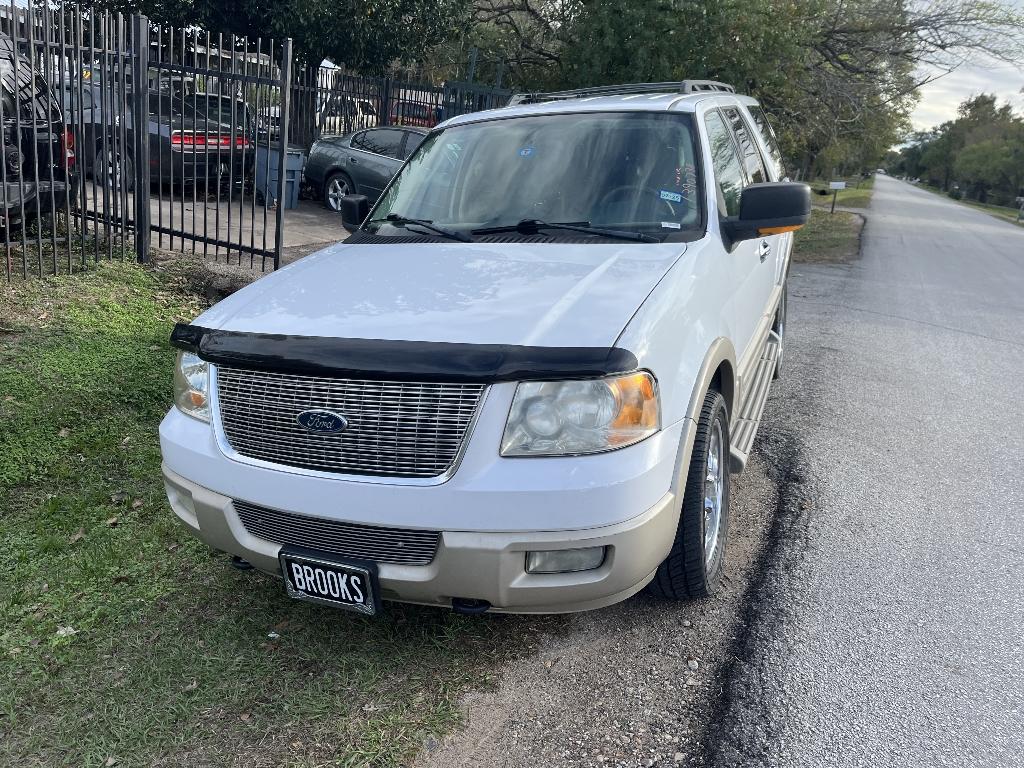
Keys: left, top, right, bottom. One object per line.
{"left": 508, "top": 80, "right": 735, "bottom": 105}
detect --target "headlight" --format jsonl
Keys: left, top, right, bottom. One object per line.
{"left": 173, "top": 351, "right": 210, "bottom": 422}
{"left": 500, "top": 372, "right": 659, "bottom": 457}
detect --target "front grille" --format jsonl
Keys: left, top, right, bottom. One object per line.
{"left": 216, "top": 367, "right": 486, "bottom": 478}
{"left": 234, "top": 500, "right": 440, "bottom": 566}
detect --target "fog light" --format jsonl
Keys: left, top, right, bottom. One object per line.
{"left": 526, "top": 546, "right": 606, "bottom": 574}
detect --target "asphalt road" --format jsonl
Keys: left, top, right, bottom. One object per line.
{"left": 711, "top": 175, "right": 1024, "bottom": 766}
{"left": 420, "top": 176, "right": 1024, "bottom": 768}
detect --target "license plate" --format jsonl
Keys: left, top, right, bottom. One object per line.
{"left": 279, "top": 546, "right": 379, "bottom": 615}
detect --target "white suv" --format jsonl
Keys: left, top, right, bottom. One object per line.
{"left": 160, "top": 81, "right": 809, "bottom": 615}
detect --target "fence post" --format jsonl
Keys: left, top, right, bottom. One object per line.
{"left": 274, "top": 38, "right": 293, "bottom": 271}
{"left": 381, "top": 76, "right": 392, "bottom": 126}
{"left": 131, "top": 13, "right": 151, "bottom": 263}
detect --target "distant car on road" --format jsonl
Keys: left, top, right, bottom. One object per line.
{"left": 303, "top": 125, "right": 426, "bottom": 211}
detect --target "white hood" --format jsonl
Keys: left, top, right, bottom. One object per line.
{"left": 195, "top": 240, "right": 687, "bottom": 348}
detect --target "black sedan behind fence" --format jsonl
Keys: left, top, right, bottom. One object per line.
{"left": 1, "top": 2, "right": 509, "bottom": 280}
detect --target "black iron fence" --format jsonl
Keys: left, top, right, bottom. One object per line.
{"left": 144, "top": 27, "right": 293, "bottom": 270}
{"left": 289, "top": 65, "right": 511, "bottom": 150}
{"left": 2, "top": 3, "right": 509, "bottom": 280}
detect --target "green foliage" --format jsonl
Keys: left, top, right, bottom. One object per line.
{"left": 896, "top": 94, "right": 1024, "bottom": 206}
{"left": 94, "top": 0, "right": 468, "bottom": 70}
{"left": 463, "top": 0, "right": 1024, "bottom": 178}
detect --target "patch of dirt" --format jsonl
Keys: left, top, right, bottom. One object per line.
{"left": 415, "top": 452, "right": 781, "bottom": 768}
{"left": 149, "top": 249, "right": 258, "bottom": 303}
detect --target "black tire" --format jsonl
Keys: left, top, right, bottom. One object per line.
{"left": 648, "top": 389, "right": 730, "bottom": 600}
{"left": 93, "top": 146, "right": 135, "bottom": 192}
{"left": 323, "top": 171, "right": 354, "bottom": 212}
{"left": 772, "top": 282, "right": 787, "bottom": 380}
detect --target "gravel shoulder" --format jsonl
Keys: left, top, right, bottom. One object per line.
{"left": 417, "top": 450, "right": 781, "bottom": 768}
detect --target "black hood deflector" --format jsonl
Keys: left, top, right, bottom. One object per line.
{"left": 170, "top": 324, "right": 639, "bottom": 383}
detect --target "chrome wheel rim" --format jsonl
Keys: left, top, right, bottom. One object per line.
{"left": 327, "top": 177, "right": 348, "bottom": 210}
{"left": 704, "top": 419, "right": 724, "bottom": 566}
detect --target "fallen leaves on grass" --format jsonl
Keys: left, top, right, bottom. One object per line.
{"left": 69, "top": 528, "right": 85, "bottom": 544}
{"left": 55, "top": 626, "right": 78, "bottom": 638}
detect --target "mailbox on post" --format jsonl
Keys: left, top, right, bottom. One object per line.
{"left": 829, "top": 181, "right": 847, "bottom": 213}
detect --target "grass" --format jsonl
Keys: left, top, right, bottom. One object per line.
{"left": 809, "top": 174, "right": 875, "bottom": 209}
{"left": 792, "top": 208, "right": 863, "bottom": 263}
{"left": 918, "top": 183, "right": 1024, "bottom": 228}
{"left": 0, "top": 261, "right": 542, "bottom": 767}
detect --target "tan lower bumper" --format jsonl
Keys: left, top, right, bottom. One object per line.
{"left": 163, "top": 464, "right": 680, "bottom": 614}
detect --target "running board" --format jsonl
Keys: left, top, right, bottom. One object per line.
{"left": 729, "top": 331, "right": 781, "bottom": 473}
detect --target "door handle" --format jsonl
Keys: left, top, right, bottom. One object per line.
{"left": 757, "top": 240, "right": 771, "bottom": 262}
{"left": 349, "top": 156, "right": 358, "bottom": 164}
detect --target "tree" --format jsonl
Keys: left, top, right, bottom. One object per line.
{"left": 91, "top": 0, "right": 468, "bottom": 70}
{"left": 899, "top": 93, "right": 1024, "bottom": 206}
{"left": 457, "top": 0, "right": 1024, "bottom": 176}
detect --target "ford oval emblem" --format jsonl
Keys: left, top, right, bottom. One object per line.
{"left": 296, "top": 409, "right": 349, "bottom": 434}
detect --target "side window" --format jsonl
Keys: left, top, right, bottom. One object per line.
{"left": 749, "top": 106, "right": 787, "bottom": 180}
{"left": 358, "top": 128, "right": 404, "bottom": 158}
{"left": 350, "top": 131, "right": 368, "bottom": 151}
{"left": 704, "top": 110, "right": 746, "bottom": 218}
{"left": 402, "top": 131, "right": 424, "bottom": 159}
{"left": 149, "top": 94, "right": 183, "bottom": 118}
{"left": 723, "top": 107, "right": 767, "bottom": 184}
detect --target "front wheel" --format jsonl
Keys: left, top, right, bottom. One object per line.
{"left": 647, "top": 389, "right": 730, "bottom": 600}
{"left": 323, "top": 172, "right": 354, "bottom": 212}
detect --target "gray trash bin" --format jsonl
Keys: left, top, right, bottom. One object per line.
{"left": 255, "top": 143, "right": 305, "bottom": 209}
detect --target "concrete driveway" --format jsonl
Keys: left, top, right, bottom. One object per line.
{"left": 80, "top": 184, "right": 346, "bottom": 261}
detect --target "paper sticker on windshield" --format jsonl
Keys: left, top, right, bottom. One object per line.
{"left": 660, "top": 190, "right": 683, "bottom": 203}
{"left": 661, "top": 222, "right": 682, "bottom": 229}
{"left": 518, "top": 146, "right": 535, "bottom": 158}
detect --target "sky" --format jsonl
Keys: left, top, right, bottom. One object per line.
{"left": 911, "top": 62, "right": 1024, "bottom": 131}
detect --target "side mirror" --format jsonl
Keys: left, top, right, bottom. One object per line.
{"left": 340, "top": 194, "right": 369, "bottom": 231}
{"left": 722, "top": 182, "right": 810, "bottom": 243}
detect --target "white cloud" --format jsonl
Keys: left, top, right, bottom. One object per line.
{"left": 911, "top": 64, "right": 1024, "bottom": 131}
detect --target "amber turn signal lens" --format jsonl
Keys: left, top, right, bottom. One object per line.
{"left": 758, "top": 224, "right": 804, "bottom": 235}
{"left": 609, "top": 372, "right": 659, "bottom": 431}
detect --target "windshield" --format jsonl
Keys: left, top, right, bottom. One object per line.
{"left": 368, "top": 111, "right": 703, "bottom": 239}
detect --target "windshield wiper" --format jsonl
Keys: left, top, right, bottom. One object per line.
{"left": 367, "top": 213, "right": 472, "bottom": 242}
{"left": 472, "top": 219, "right": 658, "bottom": 243}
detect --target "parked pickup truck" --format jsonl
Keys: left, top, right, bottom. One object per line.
{"left": 161, "top": 81, "right": 809, "bottom": 615}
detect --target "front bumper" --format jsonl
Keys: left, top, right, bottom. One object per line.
{"left": 163, "top": 462, "right": 679, "bottom": 613}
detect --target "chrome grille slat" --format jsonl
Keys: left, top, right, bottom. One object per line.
{"left": 233, "top": 500, "right": 440, "bottom": 565}
{"left": 216, "top": 367, "right": 485, "bottom": 478}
